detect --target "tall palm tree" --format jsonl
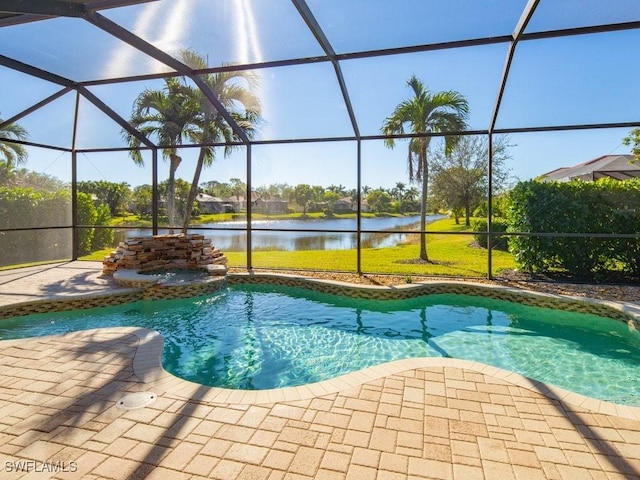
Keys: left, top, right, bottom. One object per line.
{"left": 0, "top": 114, "right": 28, "bottom": 184}
{"left": 382, "top": 75, "right": 468, "bottom": 261}
{"left": 394, "top": 181, "right": 406, "bottom": 202}
{"left": 179, "top": 50, "right": 262, "bottom": 233}
{"left": 124, "top": 77, "right": 199, "bottom": 231}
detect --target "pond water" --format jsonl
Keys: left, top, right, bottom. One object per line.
{"left": 117, "top": 214, "right": 441, "bottom": 251}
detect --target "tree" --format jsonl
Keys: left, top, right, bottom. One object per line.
{"left": 125, "top": 76, "right": 199, "bottom": 231}
{"left": 323, "top": 190, "right": 341, "bottom": 215}
{"left": 92, "top": 203, "right": 115, "bottom": 251}
{"left": 327, "top": 184, "right": 346, "bottom": 196}
{"left": 4, "top": 168, "right": 66, "bottom": 191}
{"left": 431, "top": 135, "right": 513, "bottom": 226}
{"left": 178, "top": 50, "right": 262, "bottom": 232}
{"left": 290, "top": 184, "right": 317, "bottom": 216}
{"left": 229, "top": 177, "right": 247, "bottom": 211}
{"left": 402, "top": 186, "right": 420, "bottom": 212}
{"left": 77, "top": 180, "right": 131, "bottom": 216}
{"left": 366, "top": 189, "right": 393, "bottom": 213}
{"left": 0, "top": 114, "right": 28, "bottom": 184}
{"left": 382, "top": 75, "right": 469, "bottom": 261}
{"left": 159, "top": 178, "right": 191, "bottom": 221}
{"left": 392, "top": 181, "right": 406, "bottom": 202}
{"left": 623, "top": 128, "right": 640, "bottom": 163}
{"left": 201, "top": 180, "right": 232, "bottom": 198}
{"left": 131, "top": 184, "right": 153, "bottom": 216}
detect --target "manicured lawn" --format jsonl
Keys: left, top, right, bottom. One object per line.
{"left": 225, "top": 218, "right": 516, "bottom": 277}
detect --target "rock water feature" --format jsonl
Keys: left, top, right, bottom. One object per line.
{"left": 102, "top": 234, "right": 228, "bottom": 299}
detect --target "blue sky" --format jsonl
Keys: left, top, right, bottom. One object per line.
{"left": 0, "top": 0, "right": 638, "bottom": 191}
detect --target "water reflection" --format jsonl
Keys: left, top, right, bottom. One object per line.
{"left": 116, "top": 215, "right": 441, "bottom": 252}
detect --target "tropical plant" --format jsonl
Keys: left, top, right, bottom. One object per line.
{"left": 124, "top": 76, "right": 199, "bottom": 231}
{"left": 327, "top": 184, "right": 347, "bottom": 196}
{"left": 178, "top": 50, "right": 262, "bottom": 232}
{"left": 381, "top": 75, "right": 469, "bottom": 261}
{"left": 0, "top": 113, "right": 29, "bottom": 184}
{"left": 392, "top": 181, "right": 406, "bottom": 202}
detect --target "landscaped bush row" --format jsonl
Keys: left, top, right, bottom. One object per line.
{"left": 0, "top": 187, "right": 114, "bottom": 265}
{"left": 471, "top": 218, "right": 508, "bottom": 250}
{"left": 505, "top": 179, "right": 640, "bottom": 277}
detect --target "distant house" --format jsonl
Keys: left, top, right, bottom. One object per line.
{"left": 334, "top": 197, "right": 355, "bottom": 213}
{"left": 228, "top": 192, "right": 260, "bottom": 212}
{"left": 196, "top": 193, "right": 234, "bottom": 213}
{"left": 333, "top": 197, "right": 371, "bottom": 213}
{"left": 255, "top": 197, "right": 289, "bottom": 214}
{"left": 539, "top": 155, "right": 639, "bottom": 182}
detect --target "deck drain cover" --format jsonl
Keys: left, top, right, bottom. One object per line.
{"left": 116, "top": 392, "right": 157, "bottom": 410}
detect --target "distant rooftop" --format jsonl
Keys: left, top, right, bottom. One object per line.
{"left": 538, "top": 154, "right": 640, "bottom": 182}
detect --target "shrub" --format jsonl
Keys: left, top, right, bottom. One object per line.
{"left": 471, "top": 218, "right": 508, "bottom": 250}
{"left": 92, "top": 203, "right": 115, "bottom": 250}
{"left": 0, "top": 186, "right": 115, "bottom": 265}
{"left": 506, "top": 179, "right": 640, "bottom": 278}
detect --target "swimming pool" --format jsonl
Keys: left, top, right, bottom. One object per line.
{"left": 1, "top": 283, "right": 639, "bottom": 405}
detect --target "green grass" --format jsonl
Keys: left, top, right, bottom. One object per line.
{"left": 82, "top": 217, "right": 516, "bottom": 277}
{"left": 225, "top": 218, "right": 515, "bottom": 277}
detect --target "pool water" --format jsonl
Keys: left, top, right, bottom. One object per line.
{"left": 1, "top": 284, "right": 639, "bottom": 405}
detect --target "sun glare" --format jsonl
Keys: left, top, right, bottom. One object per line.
{"left": 104, "top": 0, "right": 190, "bottom": 78}
{"left": 232, "top": 0, "right": 264, "bottom": 64}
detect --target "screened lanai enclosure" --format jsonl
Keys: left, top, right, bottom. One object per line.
{"left": 1, "top": 0, "right": 639, "bottom": 280}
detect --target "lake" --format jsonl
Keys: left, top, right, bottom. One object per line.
{"left": 116, "top": 215, "right": 442, "bottom": 252}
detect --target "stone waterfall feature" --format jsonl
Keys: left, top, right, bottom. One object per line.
{"left": 102, "top": 234, "right": 228, "bottom": 276}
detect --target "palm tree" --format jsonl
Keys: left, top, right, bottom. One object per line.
{"left": 179, "top": 50, "right": 261, "bottom": 233}
{"left": 0, "top": 114, "right": 28, "bottom": 184}
{"left": 124, "top": 77, "right": 199, "bottom": 231}
{"left": 382, "top": 75, "right": 468, "bottom": 261}
{"left": 404, "top": 186, "right": 420, "bottom": 202}
{"left": 394, "top": 181, "right": 406, "bottom": 202}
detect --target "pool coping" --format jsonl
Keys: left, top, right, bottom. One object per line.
{"left": 226, "top": 272, "right": 640, "bottom": 329}
{"left": 2, "top": 271, "right": 640, "bottom": 418}
{"left": 3, "top": 271, "right": 639, "bottom": 326}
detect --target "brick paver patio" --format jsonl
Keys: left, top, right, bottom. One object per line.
{"left": 1, "top": 263, "right": 639, "bottom": 479}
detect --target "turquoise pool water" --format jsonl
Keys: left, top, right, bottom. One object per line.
{"left": 1, "top": 284, "right": 639, "bottom": 405}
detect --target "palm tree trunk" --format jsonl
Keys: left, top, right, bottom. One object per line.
{"left": 167, "top": 154, "right": 181, "bottom": 234}
{"left": 465, "top": 201, "right": 471, "bottom": 227}
{"left": 182, "top": 149, "right": 207, "bottom": 233}
{"left": 419, "top": 144, "right": 430, "bottom": 262}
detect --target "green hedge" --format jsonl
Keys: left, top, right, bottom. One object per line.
{"left": 506, "top": 179, "right": 640, "bottom": 277}
{"left": 471, "top": 218, "right": 508, "bottom": 250}
{"left": 0, "top": 186, "right": 114, "bottom": 265}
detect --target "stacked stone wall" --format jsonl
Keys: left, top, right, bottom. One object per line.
{"left": 102, "top": 234, "right": 227, "bottom": 275}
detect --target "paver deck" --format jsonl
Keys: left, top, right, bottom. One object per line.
{"left": 1, "top": 262, "right": 640, "bottom": 479}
